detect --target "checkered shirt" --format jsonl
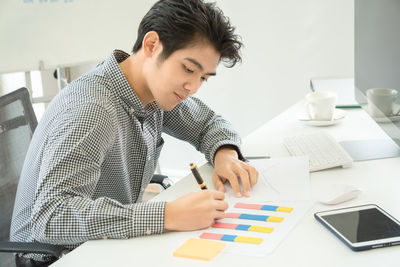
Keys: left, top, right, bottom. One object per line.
{"left": 10, "top": 50, "right": 242, "bottom": 261}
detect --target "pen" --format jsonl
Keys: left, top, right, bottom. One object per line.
{"left": 190, "top": 163, "right": 207, "bottom": 190}
{"left": 244, "top": 156, "right": 271, "bottom": 160}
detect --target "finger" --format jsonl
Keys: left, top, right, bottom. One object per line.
{"left": 225, "top": 170, "right": 242, "bottom": 198}
{"left": 251, "top": 168, "right": 259, "bottom": 186}
{"left": 214, "top": 200, "right": 229, "bottom": 211}
{"left": 212, "top": 172, "right": 225, "bottom": 192}
{"left": 214, "top": 211, "right": 226, "bottom": 220}
{"left": 211, "top": 190, "right": 225, "bottom": 201}
{"left": 234, "top": 166, "right": 251, "bottom": 197}
{"left": 243, "top": 163, "right": 258, "bottom": 187}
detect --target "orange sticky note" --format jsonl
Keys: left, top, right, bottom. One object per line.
{"left": 173, "top": 238, "right": 226, "bottom": 261}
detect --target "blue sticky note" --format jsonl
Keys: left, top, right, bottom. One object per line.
{"left": 235, "top": 224, "right": 251, "bottom": 231}
{"left": 261, "top": 205, "right": 278, "bottom": 211}
{"left": 239, "top": 214, "right": 269, "bottom": 221}
{"left": 221, "top": 235, "right": 237, "bottom": 242}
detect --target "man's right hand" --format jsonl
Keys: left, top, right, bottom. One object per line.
{"left": 164, "top": 190, "right": 228, "bottom": 231}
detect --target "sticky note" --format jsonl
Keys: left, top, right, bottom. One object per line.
{"left": 199, "top": 233, "right": 224, "bottom": 240}
{"left": 260, "top": 205, "right": 279, "bottom": 211}
{"left": 234, "top": 236, "right": 263, "bottom": 244}
{"left": 200, "top": 232, "right": 264, "bottom": 245}
{"left": 235, "top": 203, "right": 263, "bottom": 209}
{"left": 267, "top": 216, "right": 284, "bottom": 222}
{"left": 276, "top": 206, "right": 293, "bottom": 212}
{"left": 235, "top": 224, "right": 251, "bottom": 231}
{"left": 212, "top": 222, "right": 238, "bottom": 229}
{"left": 248, "top": 225, "right": 274, "bottom": 233}
{"left": 225, "top": 212, "right": 241, "bottom": 218}
{"left": 173, "top": 238, "right": 226, "bottom": 261}
{"left": 239, "top": 213, "right": 269, "bottom": 221}
{"left": 235, "top": 202, "right": 293, "bottom": 213}
{"left": 221, "top": 234, "right": 237, "bottom": 242}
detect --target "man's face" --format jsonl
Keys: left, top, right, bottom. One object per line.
{"left": 144, "top": 42, "right": 220, "bottom": 111}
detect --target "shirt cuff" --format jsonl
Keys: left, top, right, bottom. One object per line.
{"left": 210, "top": 141, "right": 245, "bottom": 166}
{"left": 130, "top": 201, "right": 166, "bottom": 237}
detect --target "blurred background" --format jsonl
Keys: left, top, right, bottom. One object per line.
{"left": 0, "top": 0, "right": 354, "bottom": 182}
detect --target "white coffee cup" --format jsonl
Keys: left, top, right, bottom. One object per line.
{"left": 366, "top": 88, "right": 398, "bottom": 117}
{"left": 306, "top": 91, "right": 337, "bottom": 121}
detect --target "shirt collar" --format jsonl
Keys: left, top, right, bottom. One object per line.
{"left": 103, "top": 50, "right": 159, "bottom": 118}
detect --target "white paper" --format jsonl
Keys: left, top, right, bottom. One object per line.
{"left": 225, "top": 156, "right": 311, "bottom": 203}
{"left": 168, "top": 157, "right": 313, "bottom": 258}
{"left": 216, "top": 157, "right": 313, "bottom": 257}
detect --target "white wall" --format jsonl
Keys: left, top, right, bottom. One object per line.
{"left": 0, "top": 0, "right": 354, "bottom": 182}
{"left": 159, "top": 0, "right": 354, "bottom": 180}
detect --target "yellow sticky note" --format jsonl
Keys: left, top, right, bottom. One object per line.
{"left": 234, "top": 235, "right": 263, "bottom": 244}
{"left": 276, "top": 206, "right": 293, "bottom": 212}
{"left": 267, "top": 216, "right": 284, "bottom": 222}
{"left": 173, "top": 238, "right": 226, "bottom": 261}
{"left": 248, "top": 225, "right": 274, "bottom": 233}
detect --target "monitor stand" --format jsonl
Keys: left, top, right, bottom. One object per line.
{"left": 340, "top": 139, "right": 400, "bottom": 161}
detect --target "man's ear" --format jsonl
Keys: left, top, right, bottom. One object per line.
{"left": 142, "top": 31, "right": 162, "bottom": 58}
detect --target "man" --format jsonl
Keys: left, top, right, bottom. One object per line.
{"left": 11, "top": 0, "right": 258, "bottom": 265}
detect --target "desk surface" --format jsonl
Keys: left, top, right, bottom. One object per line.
{"left": 52, "top": 102, "right": 400, "bottom": 267}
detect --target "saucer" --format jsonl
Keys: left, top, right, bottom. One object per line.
{"left": 298, "top": 109, "right": 347, "bottom": 126}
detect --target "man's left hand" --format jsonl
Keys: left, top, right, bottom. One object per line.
{"left": 212, "top": 147, "right": 258, "bottom": 197}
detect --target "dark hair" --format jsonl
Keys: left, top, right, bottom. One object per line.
{"left": 132, "top": 0, "right": 242, "bottom": 68}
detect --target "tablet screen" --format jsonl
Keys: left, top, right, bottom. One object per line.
{"left": 321, "top": 207, "right": 400, "bottom": 243}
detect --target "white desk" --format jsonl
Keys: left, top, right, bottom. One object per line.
{"left": 52, "top": 101, "right": 400, "bottom": 267}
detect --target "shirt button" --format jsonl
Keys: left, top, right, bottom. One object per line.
{"left": 129, "top": 108, "right": 135, "bottom": 114}
{"left": 146, "top": 229, "right": 152, "bottom": 235}
{"left": 147, "top": 155, "right": 151, "bottom": 160}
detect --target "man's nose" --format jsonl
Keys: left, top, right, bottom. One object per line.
{"left": 183, "top": 78, "right": 201, "bottom": 95}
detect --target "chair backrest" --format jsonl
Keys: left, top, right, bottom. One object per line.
{"left": 0, "top": 87, "right": 37, "bottom": 242}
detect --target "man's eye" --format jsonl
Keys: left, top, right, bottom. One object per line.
{"left": 201, "top": 77, "right": 208, "bottom": 82}
{"left": 183, "top": 65, "right": 194, "bottom": 73}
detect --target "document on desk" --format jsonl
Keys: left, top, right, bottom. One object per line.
{"left": 170, "top": 157, "right": 313, "bottom": 258}
{"left": 212, "top": 156, "right": 312, "bottom": 257}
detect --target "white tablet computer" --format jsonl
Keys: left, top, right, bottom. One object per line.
{"left": 315, "top": 204, "right": 400, "bottom": 251}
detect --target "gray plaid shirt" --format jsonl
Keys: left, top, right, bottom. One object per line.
{"left": 10, "top": 50, "right": 242, "bottom": 260}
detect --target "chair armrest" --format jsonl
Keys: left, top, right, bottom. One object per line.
{"left": 0, "top": 241, "right": 69, "bottom": 258}
{"left": 150, "top": 174, "right": 173, "bottom": 189}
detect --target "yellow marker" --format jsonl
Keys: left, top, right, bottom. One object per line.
{"left": 267, "top": 216, "right": 284, "bottom": 222}
{"left": 173, "top": 238, "right": 225, "bottom": 261}
{"left": 248, "top": 225, "right": 274, "bottom": 233}
{"left": 276, "top": 206, "right": 293, "bottom": 212}
{"left": 234, "top": 236, "right": 263, "bottom": 245}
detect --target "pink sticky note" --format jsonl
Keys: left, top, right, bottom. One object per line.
{"left": 200, "top": 232, "right": 224, "bottom": 240}
{"left": 212, "top": 222, "right": 238, "bottom": 229}
{"left": 225, "top": 212, "right": 241, "bottom": 218}
{"left": 235, "top": 203, "right": 263, "bottom": 210}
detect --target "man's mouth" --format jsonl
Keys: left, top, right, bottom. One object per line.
{"left": 174, "top": 92, "right": 186, "bottom": 101}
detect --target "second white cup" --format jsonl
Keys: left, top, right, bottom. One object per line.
{"left": 306, "top": 91, "right": 337, "bottom": 121}
{"left": 367, "top": 88, "right": 398, "bottom": 118}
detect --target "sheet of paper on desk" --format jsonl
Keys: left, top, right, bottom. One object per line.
{"left": 168, "top": 157, "right": 313, "bottom": 258}
{"left": 214, "top": 156, "right": 313, "bottom": 257}
{"left": 224, "top": 156, "right": 312, "bottom": 202}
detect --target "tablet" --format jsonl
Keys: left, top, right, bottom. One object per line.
{"left": 315, "top": 204, "right": 400, "bottom": 251}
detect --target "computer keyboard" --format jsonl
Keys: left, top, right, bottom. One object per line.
{"left": 283, "top": 131, "right": 353, "bottom": 172}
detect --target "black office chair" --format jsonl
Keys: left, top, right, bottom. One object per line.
{"left": 0, "top": 87, "right": 172, "bottom": 266}
{"left": 0, "top": 87, "right": 68, "bottom": 266}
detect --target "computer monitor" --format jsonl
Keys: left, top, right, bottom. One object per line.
{"left": 344, "top": 0, "right": 400, "bottom": 160}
